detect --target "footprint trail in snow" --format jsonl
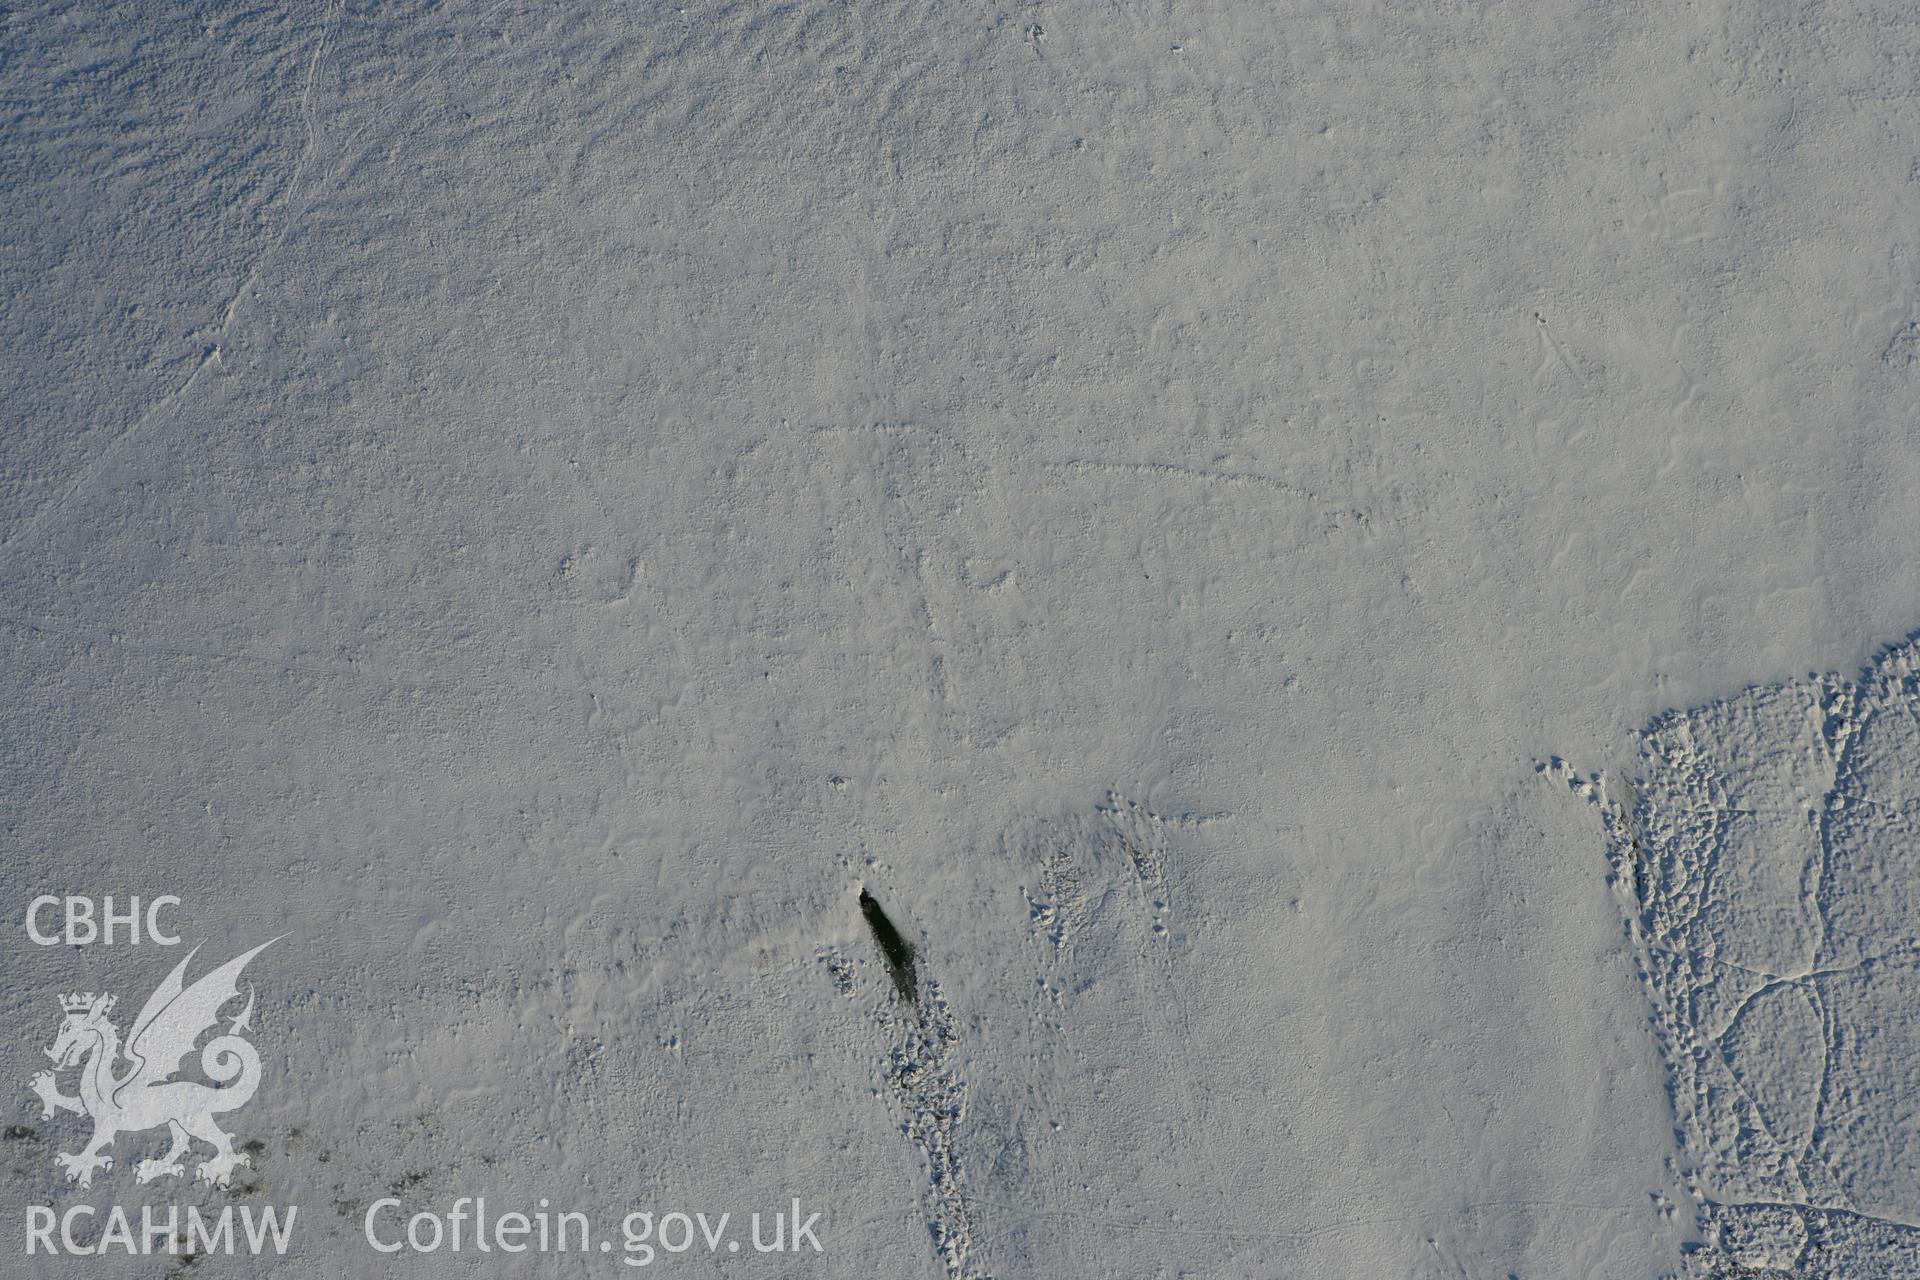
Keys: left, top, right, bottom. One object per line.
{"left": 1554, "top": 635, "right": 1920, "bottom": 1277}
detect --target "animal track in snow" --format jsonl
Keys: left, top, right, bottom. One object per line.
{"left": 825, "top": 800, "right": 1220, "bottom": 1279}
{"left": 827, "top": 892, "right": 984, "bottom": 1280}
{"left": 884, "top": 985, "right": 978, "bottom": 1280}
{"left": 1552, "top": 634, "right": 1920, "bottom": 1277}
{"left": 1023, "top": 790, "right": 1194, "bottom": 975}
{"left": 993, "top": 795, "right": 1238, "bottom": 1271}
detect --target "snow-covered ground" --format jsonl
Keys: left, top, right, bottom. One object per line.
{"left": 5, "top": 2, "right": 1919, "bottom": 1276}
{"left": 1554, "top": 636, "right": 1920, "bottom": 1277}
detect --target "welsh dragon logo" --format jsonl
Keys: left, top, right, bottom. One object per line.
{"left": 27, "top": 940, "right": 276, "bottom": 1189}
